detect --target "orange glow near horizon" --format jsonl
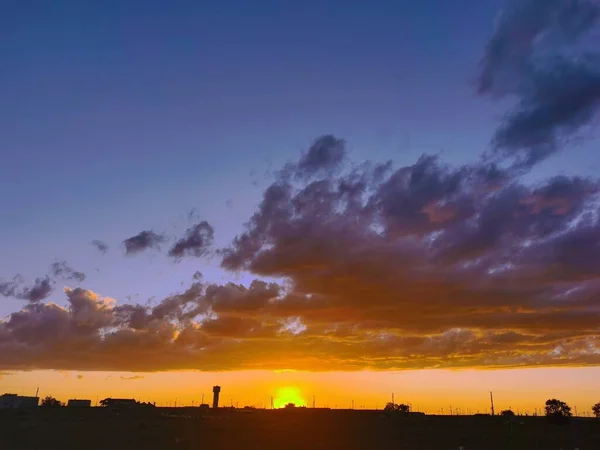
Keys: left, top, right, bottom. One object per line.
{"left": 273, "top": 386, "right": 306, "bottom": 408}
{"left": 2, "top": 367, "right": 599, "bottom": 415}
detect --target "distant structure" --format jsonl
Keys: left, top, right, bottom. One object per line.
{"left": 100, "top": 398, "right": 138, "bottom": 408}
{"left": 67, "top": 399, "right": 92, "bottom": 408}
{"left": 212, "top": 386, "right": 221, "bottom": 409}
{"left": 0, "top": 393, "right": 39, "bottom": 409}
{"left": 490, "top": 392, "right": 495, "bottom": 416}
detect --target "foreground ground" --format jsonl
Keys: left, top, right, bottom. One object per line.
{"left": 1, "top": 408, "right": 599, "bottom": 449}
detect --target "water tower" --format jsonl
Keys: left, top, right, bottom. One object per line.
{"left": 212, "top": 385, "right": 221, "bottom": 409}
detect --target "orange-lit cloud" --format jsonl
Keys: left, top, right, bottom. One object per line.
{"left": 2, "top": 0, "right": 600, "bottom": 374}
{"left": 1, "top": 144, "right": 599, "bottom": 372}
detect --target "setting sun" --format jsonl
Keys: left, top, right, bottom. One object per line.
{"left": 273, "top": 387, "right": 306, "bottom": 408}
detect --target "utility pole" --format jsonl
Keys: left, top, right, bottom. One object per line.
{"left": 312, "top": 395, "right": 315, "bottom": 408}
{"left": 392, "top": 393, "right": 394, "bottom": 405}
{"left": 490, "top": 391, "right": 495, "bottom": 416}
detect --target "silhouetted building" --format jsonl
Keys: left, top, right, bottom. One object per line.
{"left": 100, "top": 398, "right": 138, "bottom": 408}
{"left": 212, "top": 386, "right": 221, "bottom": 409}
{"left": 0, "top": 394, "right": 39, "bottom": 409}
{"left": 67, "top": 399, "right": 91, "bottom": 408}
{"left": 199, "top": 403, "right": 210, "bottom": 410}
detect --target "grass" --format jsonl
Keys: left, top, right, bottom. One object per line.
{"left": 1, "top": 408, "right": 599, "bottom": 449}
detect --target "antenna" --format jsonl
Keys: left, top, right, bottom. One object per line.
{"left": 312, "top": 395, "right": 315, "bottom": 408}
{"left": 270, "top": 396, "right": 274, "bottom": 409}
{"left": 35, "top": 387, "right": 39, "bottom": 398}
{"left": 490, "top": 391, "right": 495, "bottom": 416}
{"left": 392, "top": 393, "right": 394, "bottom": 405}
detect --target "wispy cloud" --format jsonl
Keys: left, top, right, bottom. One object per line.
{"left": 123, "top": 231, "right": 166, "bottom": 255}
{"left": 49, "top": 260, "right": 86, "bottom": 283}
{"left": 120, "top": 375, "right": 144, "bottom": 380}
{"left": 91, "top": 240, "right": 109, "bottom": 254}
{"left": 169, "top": 221, "right": 214, "bottom": 258}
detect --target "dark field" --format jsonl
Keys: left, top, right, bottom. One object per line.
{"left": 1, "top": 408, "right": 599, "bottom": 450}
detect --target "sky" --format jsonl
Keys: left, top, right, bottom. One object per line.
{"left": 1, "top": 0, "right": 600, "bottom": 412}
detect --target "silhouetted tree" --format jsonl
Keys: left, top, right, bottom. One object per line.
{"left": 384, "top": 402, "right": 410, "bottom": 414}
{"left": 592, "top": 402, "right": 600, "bottom": 418}
{"left": 384, "top": 402, "right": 396, "bottom": 412}
{"left": 40, "top": 396, "right": 63, "bottom": 408}
{"left": 284, "top": 403, "right": 296, "bottom": 409}
{"left": 501, "top": 409, "right": 515, "bottom": 417}
{"left": 99, "top": 398, "right": 109, "bottom": 407}
{"left": 545, "top": 399, "right": 571, "bottom": 424}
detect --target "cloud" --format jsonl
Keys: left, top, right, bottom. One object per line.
{"left": 1, "top": 275, "right": 53, "bottom": 302}
{"left": 91, "top": 240, "right": 109, "bottom": 254}
{"left": 478, "top": 0, "right": 600, "bottom": 168}
{"left": 49, "top": 261, "right": 86, "bottom": 283}
{"left": 0, "top": 276, "right": 21, "bottom": 298}
{"left": 1, "top": 136, "right": 600, "bottom": 372}
{"left": 169, "top": 221, "right": 215, "bottom": 258}
{"left": 123, "top": 231, "right": 166, "bottom": 255}
{"left": 294, "top": 135, "right": 347, "bottom": 179}
{"left": 120, "top": 375, "right": 144, "bottom": 380}
{"left": 17, "top": 277, "right": 53, "bottom": 302}
{"left": 1, "top": 2, "right": 599, "bottom": 371}
{"left": 2, "top": 261, "right": 85, "bottom": 302}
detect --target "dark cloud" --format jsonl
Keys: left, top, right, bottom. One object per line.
{"left": 168, "top": 221, "right": 214, "bottom": 258}
{"left": 49, "top": 261, "right": 86, "bottom": 283}
{"left": 479, "top": 0, "right": 600, "bottom": 168}
{"left": 204, "top": 280, "right": 280, "bottom": 314}
{"left": 123, "top": 231, "right": 166, "bottom": 255}
{"left": 17, "top": 277, "right": 53, "bottom": 302}
{"left": 1, "top": 275, "right": 54, "bottom": 302}
{"left": 0, "top": 276, "right": 21, "bottom": 298}
{"left": 91, "top": 240, "right": 109, "bottom": 254}
{"left": 295, "top": 135, "right": 347, "bottom": 178}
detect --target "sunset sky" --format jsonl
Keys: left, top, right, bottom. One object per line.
{"left": 1, "top": 0, "right": 600, "bottom": 413}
